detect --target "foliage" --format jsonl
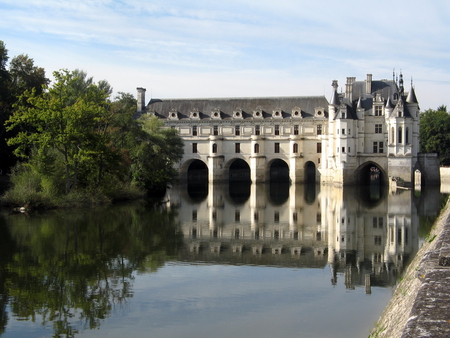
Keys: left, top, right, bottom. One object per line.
{"left": 2, "top": 65, "right": 184, "bottom": 207}
{"left": 0, "top": 41, "right": 49, "bottom": 172}
{"left": 1, "top": 203, "right": 182, "bottom": 336}
{"left": 420, "top": 106, "right": 450, "bottom": 163}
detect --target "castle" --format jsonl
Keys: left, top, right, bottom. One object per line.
{"left": 135, "top": 73, "right": 440, "bottom": 186}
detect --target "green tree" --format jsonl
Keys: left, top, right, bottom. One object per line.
{"left": 6, "top": 69, "right": 114, "bottom": 194}
{"left": 131, "top": 115, "right": 184, "bottom": 193}
{"left": 420, "top": 106, "right": 450, "bottom": 163}
{"left": 0, "top": 42, "right": 48, "bottom": 173}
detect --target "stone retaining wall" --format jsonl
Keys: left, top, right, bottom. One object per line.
{"left": 369, "top": 198, "right": 450, "bottom": 337}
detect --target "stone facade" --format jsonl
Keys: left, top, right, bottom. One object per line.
{"left": 135, "top": 73, "right": 439, "bottom": 186}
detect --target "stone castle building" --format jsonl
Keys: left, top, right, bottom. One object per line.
{"left": 135, "top": 73, "right": 440, "bottom": 186}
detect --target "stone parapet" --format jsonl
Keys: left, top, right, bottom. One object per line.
{"left": 370, "top": 198, "right": 450, "bottom": 337}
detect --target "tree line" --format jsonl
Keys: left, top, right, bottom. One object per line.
{"left": 0, "top": 41, "right": 183, "bottom": 208}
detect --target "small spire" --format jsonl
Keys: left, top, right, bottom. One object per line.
{"left": 330, "top": 80, "right": 340, "bottom": 105}
{"left": 406, "top": 86, "right": 418, "bottom": 104}
{"left": 357, "top": 97, "right": 364, "bottom": 109}
{"left": 386, "top": 96, "right": 394, "bottom": 109}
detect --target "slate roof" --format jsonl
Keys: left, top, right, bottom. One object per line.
{"left": 141, "top": 96, "right": 329, "bottom": 120}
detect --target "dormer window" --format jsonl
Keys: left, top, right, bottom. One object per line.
{"left": 233, "top": 108, "right": 243, "bottom": 119}
{"left": 314, "top": 107, "right": 326, "bottom": 118}
{"left": 168, "top": 110, "right": 179, "bottom": 120}
{"left": 292, "top": 107, "right": 302, "bottom": 118}
{"left": 253, "top": 108, "right": 263, "bottom": 119}
{"left": 374, "top": 106, "right": 383, "bottom": 116}
{"left": 211, "top": 108, "right": 221, "bottom": 119}
{"left": 273, "top": 108, "right": 282, "bottom": 119}
{"left": 190, "top": 109, "right": 200, "bottom": 119}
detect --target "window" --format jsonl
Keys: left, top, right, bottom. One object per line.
{"left": 213, "top": 125, "right": 218, "bottom": 135}
{"left": 254, "top": 143, "right": 260, "bottom": 153}
{"left": 294, "top": 125, "right": 299, "bottom": 135}
{"left": 235, "top": 125, "right": 240, "bottom": 136}
{"left": 375, "top": 124, "right": 382, "bottom": 133}
{"left": 342, "top": 147, "right": 345, "bottom": 153}
{"left": 293, "top": 212, "right": 298, "bottom": 222}
{"left": 234, "top": 228, "right": 240, "bottom": 239}
{"left": 235, "top": 143, "right": 240, "bottom": 153}
{"left": 293, "top": 143, "right": 298, "bottom": 153}
{"left": 373, "top": 141, "right": 384, "bottom": 153}
{"left": 317, "top": 125, "right": 322, "bottom": 135}
{"left": 274, "top": 143, "right": 280, "bottom": 153}
{"left": 235, "top": 210, "right": 240, "bottom": 222}
{"left": 398, "top": 127, "right": 403, "bottom": 143}
{"left": 317, "top": 142, "right": 322, "bottom": 153}
{"left": 212, "top": 143, "right": 217, "bottom": 153}
{"left": 275, "top": 125, "right": 280, "bottom": 135}
{"left": 192, "top": 125, "right": 197, "bottom": 136}
{"left": 406, "top": 127, "right": 409, "bottom": 144}
{"left": 255, "top": 125, "right": 260, "bottom": 135}
{"left": 192, "top": 210, "right": 197, "bottom": 221}
{"left": 274, "top": 211, "right": 279, "bottom": 223}
{"left": 374, "top": 236, "right": 382, "bottom": 246}
{"left": 341, "top": 112, "right": 346, "bottom": 119}
{"left": 342, "top": 128, "right": 345, "bottom": 135}
{"left": 374, "top": 106, "right": 383, "bottom": 116}
{"left": 192, "top": 143, "right": 198, "bottom": 153}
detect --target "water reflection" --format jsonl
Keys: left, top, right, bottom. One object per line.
{"left": 0, "top": 183, "right": 446, "bottom": 337}
{"left": 168, "top": 182, "right": 444, "bottom": 288}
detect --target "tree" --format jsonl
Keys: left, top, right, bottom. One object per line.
{"left": 420, "top": 106, "right": 450, "bottom": 162}
{"left": 6, "top": 69, "right": 113, "bottom": 193}
{"left": 0, "top": 42, "right": 48, "bottom": 173}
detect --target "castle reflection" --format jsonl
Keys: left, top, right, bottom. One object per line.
{"left": 164, "top": 182, "right": 443, "bottom": 289}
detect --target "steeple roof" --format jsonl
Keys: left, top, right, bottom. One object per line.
{"left": 406, "top": 86, "right": 418, "bottom": 104}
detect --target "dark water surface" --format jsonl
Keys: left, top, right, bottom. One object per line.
{"left": 0, "top": 183, "right": 446, "bottom": 338}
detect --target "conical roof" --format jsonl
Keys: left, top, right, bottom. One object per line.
{"left": 406, "top": 86, "right": 418, "bottom": 104}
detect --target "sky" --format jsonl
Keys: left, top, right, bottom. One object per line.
{"left": 1, "top": 0, "right": 449, "bottom": 110}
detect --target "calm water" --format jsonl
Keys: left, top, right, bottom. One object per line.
{"left": 0, "top": 183, "right": 446, "bottom": 338}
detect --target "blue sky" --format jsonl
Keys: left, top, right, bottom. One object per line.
{"left": 1, "top": 0, "right": 449, "bottom": 110}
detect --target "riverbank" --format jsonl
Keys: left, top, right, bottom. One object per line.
{"left": 369, "top": 197, "right": 450, "bottom": 337}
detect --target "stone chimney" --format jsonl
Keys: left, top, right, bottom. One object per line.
{"left": 136, "top": 87, "right": 146, "bottom": 112}
{"left": 366, "top": 74, "right": 372, "bottom": 94}
{"left": 345, "top": 77, "right": 355, "bottom": 101}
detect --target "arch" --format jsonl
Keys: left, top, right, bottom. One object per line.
{"left": 293, "top": 143, "right": 299, "bottom": 153}
{"left": 268, "top": 159, "right": 290, "bottom": 182}
{"left": 254, "top": 143, "right": 260, "bottom": 154}
{"left": 355, "top": 162, "right": 387, "bottom": 186}
{"left": 212, "top": 143, "right": 217, "bottom": 153}
{"left": 180, "top": 159, "right": 209, "bottom": 183}
{"left": 305, "top": 161, "right": 316, "bottom": 183}
{"left": 227, "top": 158, "right": 251, "bottom": 182}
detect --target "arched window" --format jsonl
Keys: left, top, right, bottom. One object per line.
{"left": 254, "top": 143, "right": 260, "bottom": 154}
{"left": 391, "top": 127, "right": 395, "bottom": 144}
{"left": 212, "top": 143, "right": 217, "bottom": 153}
{"left": 406, "top": 127, "right": 409, "bottom": 144}
{"left": 293, "top": 143, "right": 298, "bottom": 153}
{"left": 398, "top": 127, "right": 403, "bottom": 144}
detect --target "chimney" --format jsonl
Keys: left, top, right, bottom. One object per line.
{"left": 137, "top": 87, "right": 146, "bottom": 112}
{"left": 366, "top": 74, "right": 372, "bottom": 94}
{"left": 345, "top": 77, "right": 355, "bottom": 101}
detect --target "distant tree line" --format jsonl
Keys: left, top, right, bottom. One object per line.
{"left": 0, "top": 40, "right": 183, "bottom": 207}
{"left": 420, "top": 105, "right": 450, "bottom": 165}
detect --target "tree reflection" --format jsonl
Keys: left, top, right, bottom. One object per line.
{"left": 2, "top": 201, "right": 182, "bottom": 337}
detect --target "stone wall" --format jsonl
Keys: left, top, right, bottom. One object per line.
{"left": 369, "top": 197, "right": 450, "bottom": 338}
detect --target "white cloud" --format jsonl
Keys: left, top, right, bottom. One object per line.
{"left": 0, "top": 0, "right": 449, "bottom": 109}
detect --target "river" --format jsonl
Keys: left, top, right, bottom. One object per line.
{"left": 0, "top": 183, "right": 446, "bottom": 338}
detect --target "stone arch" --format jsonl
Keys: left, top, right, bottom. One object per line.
{"left": 267, "top": 158, "right": 290, "bottom": 182}
{"left": 180, "top": 159, "right": 209, "bottom": 183}
{"left": 304, "top": 161, "right": 316, "bottom": 183}
{"left": 355, "top": 161, "right": 387, "bottom": 186}
{"left": 225, "top": 158, "right": 251, "bottom": 182}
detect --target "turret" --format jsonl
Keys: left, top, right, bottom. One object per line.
{"left": 356, "top": 97, "right": 365, "bottom": 119}
{"left": 329, "top": 80, "right": 340, "bottom": 121}
{"left": 385, "top": 96, "right": 394, "bottom": 118}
